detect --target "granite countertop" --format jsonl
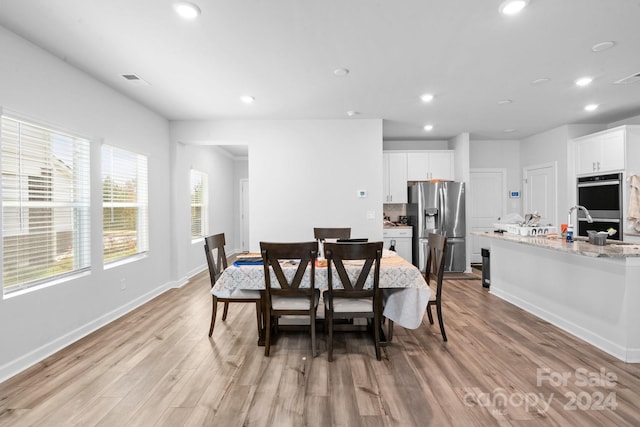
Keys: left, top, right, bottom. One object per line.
{"left": 474, "top": 231, "right": 640, "bottom": 258}
{"left": 384, "top": 225, "right": 412, "bottom": 229}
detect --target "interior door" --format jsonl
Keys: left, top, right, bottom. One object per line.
{"left": 469, "top": 169, "right": 506, "bottom": 263}
{"left": 523, "top": 162, "right": 556, "bottom": 227}
{"left": 240, "top": 178, "right": 249, "bottom": 252}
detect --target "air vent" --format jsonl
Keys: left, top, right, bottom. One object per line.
{"left": 614, "top": 72, "right": 640, "bottom": 85}
{"left": 121, "top": 74, "right": 150, "bottom": 86}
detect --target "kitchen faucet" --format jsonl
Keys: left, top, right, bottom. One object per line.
{"left": 568, "top": 205, "right": 593, "bottom": 226}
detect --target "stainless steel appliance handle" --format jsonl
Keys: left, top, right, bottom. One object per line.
{"left": 439, "top": 186, "right": 445, "bottom": 235}
{"left": 577, "top": 181, "right": 620, "bottom": 188}
{"left": 578, "top": 218, "right": 620, "bottom": 223}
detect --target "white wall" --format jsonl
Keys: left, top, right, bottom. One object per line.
{"left": 233, "top": 158, "right": 249, "bottom": 252}
{"left": 0, "top": 26, "right": 174, "bottom": 381}
{"left": 470, "top": 139, "right": 522, "bottom": 214}
{"left": 383, "top": 140, "right": 449, "bottom": 150}
{"left": 170, "top": 142, "right": 238, "bottom": 285}
{"left": 522, "top": 124, "right": 605, "bottom": 226}
{"left": 170, "top": 119, "right": 384, "bottom": 250}
{"left": 609, "top": 113, "right": 640, "bottom": 127}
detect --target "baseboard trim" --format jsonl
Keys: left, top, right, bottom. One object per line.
{"left": 490, "top": 287, "right": 633, "bottom": 363}
{"left": 0, "top": 280, "right": 174, "bottom": 383}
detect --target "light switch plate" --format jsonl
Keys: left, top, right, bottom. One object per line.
{"left": 366, "top": 210, "right": 375, "bottom": 220}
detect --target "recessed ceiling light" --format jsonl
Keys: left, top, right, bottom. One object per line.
{"left": 333, "top": 68, "right": 350, "bottom": 76}
{"left": 584, "top": 103, "right": 599, "bottom": 112}
{"left": 531, "top": 77, "right": 551, "bottom": 85}
{"left": 423, "top": 124, "right": 434, "bottom": 131}
{"left": 499, "top": 0, "right": 530, "bottom": 16}
{"left": 420, "top": 93, "right": 434, "bottom": 103}
{"left": 591, "top": 41, "right": 615, "bottom": 52}
{"left": 497, "top": 99, "right": 513, "bottom": 105}
{"left": 240, "top": 95, "right": 255, "bottom": 104}
{"left": 575, "top": 76, "right": 593, "bottom": 87}
{"left": 503, "top": 129, "right": 516, "bottom": 133}
{"left": 174, "top": 2, "right": 201, "bottom": 19}
{"left": 346, "top": 111, "right": 360, "bottom": 117}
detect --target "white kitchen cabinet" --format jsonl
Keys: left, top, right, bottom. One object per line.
{"left": 574, "top": 128, "right": 625, "bottom": 175}
{"left": 406, "top": 151, "right": 454, "bottom": 181}
{"left": 383, "top": 227, "right": 413, "bottom": 262}
{"left": 383, "top": 152, "right": 407, "bottom": 203}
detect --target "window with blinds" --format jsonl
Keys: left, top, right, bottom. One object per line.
{"left": 102, "top": 145, "right": 148, "bottom": 263}
{"left": 190, "top": 169, "right": 208, "bottom": 239}
{"left": 1, "top": 115, "right": 91, "bottom": 293}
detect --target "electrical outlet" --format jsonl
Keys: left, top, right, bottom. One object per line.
{"left": 120, "top": 279, "right": 126, "bottom": 290}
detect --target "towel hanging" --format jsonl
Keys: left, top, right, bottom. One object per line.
{"left": 627, "top": 174, "right": 640, "bottom": 232}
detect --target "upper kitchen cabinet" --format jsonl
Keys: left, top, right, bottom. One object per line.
{"left": 383, "top": 151, "right": 408, "bottom": 203}
{"left": 406, "top": 150, "right": 455, "bottom": 181}
{"left": 574, "top": 127, "right": 625, "bottom": 175}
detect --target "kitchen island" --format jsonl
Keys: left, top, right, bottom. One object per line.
{"left": 475, "top": 231, "right": 640, "bottom": 363}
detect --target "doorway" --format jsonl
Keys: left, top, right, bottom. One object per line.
{"left": 523, "top": 162, "right": 557, "bottom": 227}
{"left": 240, "top": 179, "right": 249, "bottom": 252}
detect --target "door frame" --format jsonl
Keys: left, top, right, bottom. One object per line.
{"left": 240, "top": 178, "right": 249, "bottom": 252}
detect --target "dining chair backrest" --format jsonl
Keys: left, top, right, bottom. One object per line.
{"left": 260, "top": 241, "right": 318, "bottom": 297}
{"left": 204, "top": 233, "right": 228, "bottom": 288}
{"left": 426, "top": 233, "right": 447, "bottom": 298}
{"left": 324, "top": 241, "right": 383, "bottom": 297}
{"left": 337, "top": 238, "right": 369, "bottom": 243}
{"left": 314, "top": 227, "right": 351, "bottom": 240}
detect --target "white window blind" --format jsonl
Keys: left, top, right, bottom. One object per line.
{"left": 1, "top": 115, "right": 91, "bottom": 293}
{"left": 102, "top": 145, "right": 148, "bottom": 263}
{"left": 190, "top": 169, "right": 208, "bottom": 239}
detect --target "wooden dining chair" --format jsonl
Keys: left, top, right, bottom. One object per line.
{"left": 313, "top": 227, "right": 351, "bottom": 240}
{"left": 323, "top": 241, "right": 384, "bottom": 361}
{"left": 424, "top": 232, "right": 448, "bottom": 341}
{"left": 386, "top": 232, "right": 448, "bottom": 342}
{"left": 260, "top": 241, "right": 319, "bottom": 357}
{"left": 204, "top": 233, "right": 262, "bottom": 337}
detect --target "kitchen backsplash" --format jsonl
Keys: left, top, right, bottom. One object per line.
{"left": 383, "top": 204, "right": 407, "bottom": 222}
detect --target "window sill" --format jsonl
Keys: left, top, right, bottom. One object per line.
{"left": 104, "top": 252, "right": 148, "bottom": 270}
{"left": 3, "top": 270, "right": 91, "bottom": 300}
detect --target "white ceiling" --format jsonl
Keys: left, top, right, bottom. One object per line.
{"left": 1, "top": 0, "right": 640, "bottom": 147}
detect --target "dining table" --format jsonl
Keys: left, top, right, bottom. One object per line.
{"left": 211, "top": 249, "right": 431, "bottom": 340}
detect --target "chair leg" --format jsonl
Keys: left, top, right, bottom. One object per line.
{"left": 327, "top": 310, "right": 334, "bottom": 362}
{"left": 436, "top": 301, "right": 447, "bottom": 342}
{"left": 310, "top": 305, "right": 317, "bottom": 358}
{"left": 264, "top": 309, "right": 272, "bottom": 357}
{"left": 255, "top": 300, "right": 262, "bottom": 339}
{"left": 209, "top": 296, "right": 218, "bottom": 337}
{"left": 427, "top": 303, "right": 434, "bottom": 324}
{"left": 388, "top": 319, "right": 394, "bottom": 342}
{"left": 222, "top": 301, "right": 230, "bottom": 321}
{"left": 374, "top": 304, "right": 382, "bottom": 361}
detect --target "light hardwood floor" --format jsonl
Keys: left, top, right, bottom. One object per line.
{"left": 2, "top": 271, "right": 640, "bottom": 426}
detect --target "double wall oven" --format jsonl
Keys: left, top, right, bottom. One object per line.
{"left": 576, "top": 173, "right": 623, "bottom": 240}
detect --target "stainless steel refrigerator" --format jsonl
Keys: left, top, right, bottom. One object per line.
{"left": 407, "top": 182, "right": 466, "bottom": 272}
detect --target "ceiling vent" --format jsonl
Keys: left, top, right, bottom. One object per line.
{"left": 613, "top": 72, "right": 640, "bottom": 85}
{"left": 121, "top": 74, "right": 150, "bottom": 86}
